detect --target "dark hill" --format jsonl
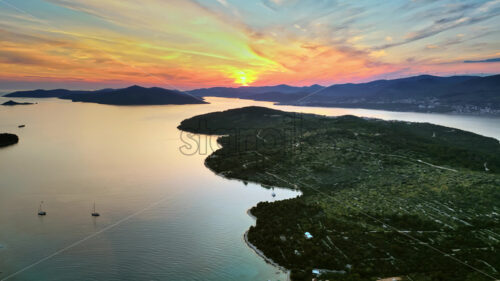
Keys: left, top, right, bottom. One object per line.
{"left": 178, "top": 106, "right": 296, "bottom": 134}
{"left": 60, "top": 85, "right": 206, "bottom": 105}
{"left": 6, "top": 86, "right": 206, "bottom": 106}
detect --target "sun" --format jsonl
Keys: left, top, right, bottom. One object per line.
{"left": 237, "top": 74, "right": 249, "bottom": 86}
{"left": 232, "top": 70, "right": 257, "bottom": 87}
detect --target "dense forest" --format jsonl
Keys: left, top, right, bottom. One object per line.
{"left": 179, "top": 107, "right": 500, "bottom": 281}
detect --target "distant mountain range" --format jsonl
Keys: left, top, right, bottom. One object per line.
{"left": 3, "top": 75, "right": 499, "bottom": 114}
{"left": 188, "top": 75, "right": 500, "bottom": 114}
{"left": 5, "top": 86, "right": 206, "bottom": 106}
{"left": 189, "top": 84, "right": 323, "bottom": 96}
{"left": 187, "top": 84, "right": 324, "bottom": 104}
{"left": 291, "top": 74, "right": 500, "bottom": 114}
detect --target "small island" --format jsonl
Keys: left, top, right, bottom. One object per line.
{"left": 2, "top": 100, "right": 35, "bottom": 106}
{"left": 179, "top": 106, "right": 500, "bottom": 281}
{"left": 0, "top": 133, "right": 19, "bottom": 147}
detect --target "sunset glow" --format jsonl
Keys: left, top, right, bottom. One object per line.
{"left": 0, "top": 0, "right": 499, "bottom": 90}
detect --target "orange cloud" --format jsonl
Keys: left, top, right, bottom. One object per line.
{"left": 0, "top": 0, "right": 498, "bottom": 90}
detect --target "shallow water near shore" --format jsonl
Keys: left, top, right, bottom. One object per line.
{"left": 0, "top": 96, "right": 499, "bottom": 281}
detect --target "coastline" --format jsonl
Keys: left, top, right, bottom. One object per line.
{"left": 186, "top": 134, "right": 298, "bottom": 281}
{"left": 207, "top": 156, "right": 294, "bottom": 281}
{"left": 275, "top": 101, "right": 500, "bottom": 117}
{"left": 244, "top": 209, "right": 291, "bottom": 281}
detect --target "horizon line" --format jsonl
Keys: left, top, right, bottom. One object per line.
{"left": 2, "top": 73, "right": 499, "bottom": 93}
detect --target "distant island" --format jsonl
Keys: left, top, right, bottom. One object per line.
{"left": 5, "top": 85, "right": 206, "bottom": 106}
{"left": 179, "top": 106, "right": 500, "bottom": 281}
{"left": 0, "top": 133, "right": 19, "bottom": 147}
{"left": 2, "top": 100, "right": 35, "bottom": 106}
{"left": 4, "top": 89, "right": 87, "bottom": 98}
{"left": 188, "top": 74, "right": 500, "bottom": 115}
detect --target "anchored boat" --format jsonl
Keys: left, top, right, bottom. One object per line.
{"left": 91, "top": 202, "right": 100, "bottom": 217}
{"left": 38, "top": 201, "right": 46, "bottom": 216}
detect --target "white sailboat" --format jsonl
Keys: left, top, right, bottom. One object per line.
{"left": 91, "top": 202, "right": 100, "bottom": 217}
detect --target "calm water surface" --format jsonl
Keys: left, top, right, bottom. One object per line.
{"left": 0, "top": 97, "right": 498, "bottom": 281}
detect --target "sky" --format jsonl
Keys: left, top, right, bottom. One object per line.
{"left": 0, "top": 0, "right": 499, "bottom": 90}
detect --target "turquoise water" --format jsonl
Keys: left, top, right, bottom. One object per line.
{"left": 0, "top": 97, "right": 498, "bottom": 281}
